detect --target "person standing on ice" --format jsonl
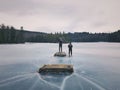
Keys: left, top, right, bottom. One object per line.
{"left": 59, "top": 38, "right": 63, "bottom": 52}
{"left": 68, "top": 42, "right": 73, "bottom": 56}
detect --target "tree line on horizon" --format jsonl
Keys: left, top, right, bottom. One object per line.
{"left": 0, "top": 24, "right": 120, "bottom": 44}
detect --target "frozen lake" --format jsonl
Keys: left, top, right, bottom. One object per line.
{"left": 0, "top": 43, "right": 120, "bottom": 90}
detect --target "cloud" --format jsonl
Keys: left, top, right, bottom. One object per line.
{"left": 0, "top": 0, "right": 120, "bottom": 32}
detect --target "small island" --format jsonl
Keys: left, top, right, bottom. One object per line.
{"left": 39, "top": 64, "right": 73, "bottom": 75}
{"left": 54, "top": 52, "right": 66, "bottom": 57}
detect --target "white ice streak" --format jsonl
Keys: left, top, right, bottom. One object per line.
{"left": 60, "top": 74, "right": 73, "bottom": 90}
{"left": 0, "top": 73, "right": 35, "bottom": 87}
{"left": 0, "top": 73, "right": 34, "bottom": 84}
{"left": 0, "top": 74, "right": 35, "bottom": 87}
{"left": 75, "top": 73, "right": 106, "bottom": 90}
{"left": 36, "top": 73, "right": 60, "bottom": 89}
{"left": 29, "top": 79, "right": 39, "bottom": 90}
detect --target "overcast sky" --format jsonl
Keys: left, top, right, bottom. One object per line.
{"left": 0, "top": 0, "right": 120, "bottom": 33}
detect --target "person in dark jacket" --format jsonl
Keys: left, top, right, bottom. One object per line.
{"left": 59, "top": 38, "right": 62, "bottom": 52}
{"left": 68, "top": 42, "right": 73, "bottom": 56}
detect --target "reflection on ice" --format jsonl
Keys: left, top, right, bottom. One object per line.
{"left": 36, "top": 72, "right": 74, "bottom": 90}
{"left": 37, "top": 73, "right": 60, "bottom": 89}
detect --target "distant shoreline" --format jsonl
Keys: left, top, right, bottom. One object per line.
{"left": 0, "top": 24, "right": 120, "bottom": 44}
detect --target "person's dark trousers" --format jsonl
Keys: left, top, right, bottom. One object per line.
{"left": 59, "top": 46, "right": 62, "bottom": 52}
{"left": 69, "top": 49, "right": 72, "bottom": 56}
